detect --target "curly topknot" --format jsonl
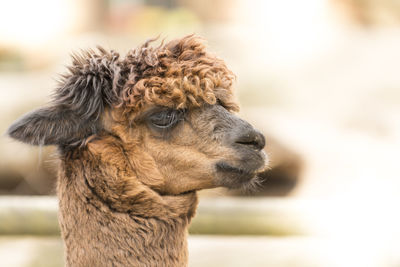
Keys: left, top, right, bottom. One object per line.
{"left": 119, "top": 35, "right": 239, "bottom": 114}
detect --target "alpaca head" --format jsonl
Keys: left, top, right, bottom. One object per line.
{"left": 8, "top": 35, "right": 267, "bottom": 196}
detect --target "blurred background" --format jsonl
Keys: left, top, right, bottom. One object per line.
{"left": 0, "top": 0, "right": 400, "bottom": 266}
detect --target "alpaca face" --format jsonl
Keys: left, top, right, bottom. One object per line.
{"left": 107, "top": 103, "right": 266, "bottom": 195}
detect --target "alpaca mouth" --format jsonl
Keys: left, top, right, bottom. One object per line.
{"left": 216, "top": 162, "right": 255, "bottom": 177}
{"left": 215, "top": 161, "right": 259, "bottom": 189}
{"left": 215, "top": 150, "right": 267, "bottom": 189}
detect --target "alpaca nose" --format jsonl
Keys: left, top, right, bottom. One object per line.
{"left": 234, "top": 129, "right": 265, "bottom": 151}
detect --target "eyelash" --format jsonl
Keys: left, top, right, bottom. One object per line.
{"left": 148, "top": 109, "right": 185, "bottom": 129}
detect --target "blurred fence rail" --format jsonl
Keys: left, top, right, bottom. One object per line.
{"left": 0, "top": 196, "right": 310, "bottom": 236}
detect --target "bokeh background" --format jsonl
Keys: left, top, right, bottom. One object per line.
{"left": 0, "top": 0, "right": 399, "bottom": 266}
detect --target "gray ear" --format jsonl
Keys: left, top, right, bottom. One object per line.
{"left": 7, "top": 47, "right": 125, "bottom": 147}
{"left": 7, "top": 107, "right": 101, "bottom": 146}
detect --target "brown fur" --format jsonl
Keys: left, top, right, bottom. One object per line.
{"left": 120, "top": 35, "right": 239, "bottom": 114}
{"left": 8, "top": 35, "right": 267, "bottom": 266}
{"left": 58, "top": 136, "right": 198, "bottom": 266}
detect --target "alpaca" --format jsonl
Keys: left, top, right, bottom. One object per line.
{"left": 8, "top": 36, "right": 267, "bottom": 267}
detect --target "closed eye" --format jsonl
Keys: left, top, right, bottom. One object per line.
{"left": 148, "top": 109, "right": 185, "bottom": 129}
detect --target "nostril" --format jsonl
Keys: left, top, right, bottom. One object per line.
{"left": 234, "top": 131, "right": 265, "bottom": 151}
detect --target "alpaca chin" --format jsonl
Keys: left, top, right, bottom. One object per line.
{"left": 214, "top": 149, "right": 268, "bottom": 190}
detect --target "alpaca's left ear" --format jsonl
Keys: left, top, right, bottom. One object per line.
{"left": 8, "top": 48, "right": 125, "bottom": 147}
{"left": 7, "top": 106, "right": 102, "bottom": 146}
